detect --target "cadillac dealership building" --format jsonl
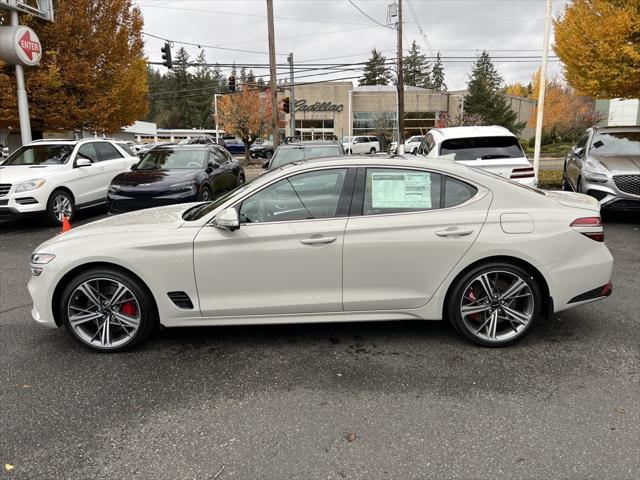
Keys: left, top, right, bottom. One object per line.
{"left": 282, "top": 81, "right": 536, "bottom": 141}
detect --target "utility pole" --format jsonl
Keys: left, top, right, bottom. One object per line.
{"left": 533, "top": 0, "right": 553, "bottom": 185}
{"left": 288, "top": 52, "right": 295, "bottom": 138}
{"left": 266, "top": 0, "right": 280, "bottom": 147}
{"left": 10, "top": 0, "right": 32, "bottom": 144}
{"left": 396, "top": 0, "right": 404, "bottom": 151}
{"left": 213, "top": 93, "right": 221, "bottom": 143}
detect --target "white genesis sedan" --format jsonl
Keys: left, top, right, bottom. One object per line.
{"left": 28, "top": 157, "right": 614, "bottom": 352}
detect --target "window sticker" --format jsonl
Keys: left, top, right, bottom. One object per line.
{"left": 371, "top": 172, "right": 432, "bottom": 209}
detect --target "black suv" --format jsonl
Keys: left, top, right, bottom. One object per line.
{"left": 264, "top": 140, "right": 344, "bottom": 170}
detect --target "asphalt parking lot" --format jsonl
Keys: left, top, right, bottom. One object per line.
{"left": 0, "top": 199, "right": 638, "bottom": 479}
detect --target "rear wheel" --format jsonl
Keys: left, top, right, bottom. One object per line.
{"left": 561, "top": 169, "right": 572, "bottom": 191}
{"left": 237, "top": 174, "right": 245, "bottom": 186}
{"left": 264, "top": 150, "right": 273, "bottom": 160}
{"left": 447, "top": 262, "right": 542, "bottom": 347}
{"left": 46, "top": 189, "right": 75, "bottom": 226}
{"left": 369, "top": 147, "right": 376, "bottom": 154}
{"left": 198, "top": 186, "right": 213, "bottom": 201}
{"left": 60, "top": 268, "right": 157, "bottom": 352}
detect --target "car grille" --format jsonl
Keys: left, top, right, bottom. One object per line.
{"left": 0, "top": 184, "right": 11, "bottom": 197}
{"left": 613, "top": 175, "right": 640, "bottom": 196}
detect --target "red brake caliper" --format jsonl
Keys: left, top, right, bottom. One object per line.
{"left": 467, "top": 289, "right": 480, "bottom": 321}
{"left": 120, "top": 301, "right": 137, "bottom": 316}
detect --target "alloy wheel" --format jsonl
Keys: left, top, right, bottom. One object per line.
{"left": 201, "top": 188, "right": 211, "bottom": 201}
{"left": 53, "top": 194, "right": 73, "bottom": 221}
{"left": 67, "top": 278, "right": 141, "bottom": 349}
{"left": 459, "top": 270, "right": 534, "bottom": 343}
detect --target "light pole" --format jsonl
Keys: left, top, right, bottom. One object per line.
{"left": 214, "top": 93, "right": 221, "bottom": 143}
{"left": 9, "top": 0, "right": 32, "bottom": 144}
{"left": 533, "top": 0, "right": 553, "bottom": 185}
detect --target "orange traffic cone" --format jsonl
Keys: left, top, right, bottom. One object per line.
{"left": 61, "top": 215, "right": 72, "bottom": 233}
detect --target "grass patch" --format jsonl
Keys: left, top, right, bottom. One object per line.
{"left": 538, "top": 169, "right": 563, "bottom": 190}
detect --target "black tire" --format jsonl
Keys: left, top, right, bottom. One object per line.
{"left": 447, "top": 262, "right": 542, "bottom": 348}
{"left": 561, "top": 169, "right": 572, "bottom": 191}
{"left": 237, "top": 174, "right": 245, "bottom": 186}
{"left": 46, "top": 189, "right": 75, "bottom": 226}
{"left": 264, "top": 150, "right": 273, "bottom": 160}
{"left": 60, "top": 267, "right": 158, "bottom": 352}
{"left": 198, "top": 185, "right": 213, "bottom": 202}
{"left": 345, "top": 149, "right": 352, "bottom": 155}
{"left": 369, "top": 147, "right": 376, "bottom": 154}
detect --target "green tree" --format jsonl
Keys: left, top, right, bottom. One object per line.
{"left": 359, "top": 49, "right": 390, "bottom": 86}
{"left": 403, "top": 41, "right": 432, "bottom": 88}
{"left": 464, "top": 52, "right": 524, "bottom": 134}
{"left": 431, "top": 52, "right": 447, "bottom": 92}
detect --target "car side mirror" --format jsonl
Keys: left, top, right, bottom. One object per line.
{"left": 206, "top": 161, "right": 217, "bottom": 172}
{"left": 353, "top": 139, "right": 359, "bottom": 144}
{"left": 574, "top": 147, "right": 585, "bottom": 158}
{"left": 213, "top": 207, "right": 239, "bottom": 231}
{"left": 75, "top": 158, "right": 92, "bottom": 168}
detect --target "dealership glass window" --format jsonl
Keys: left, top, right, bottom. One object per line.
{"left": 363, "top": 168, "right": 442, "bottom": 215}
{"left": 352, "top": 111, "right": 437, "bottom": 137}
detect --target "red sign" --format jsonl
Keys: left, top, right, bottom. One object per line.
{"left": 19, "top": 30, "right": 41, "bottom": 61}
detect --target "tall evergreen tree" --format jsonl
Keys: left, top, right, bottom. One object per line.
{"left": 359, "top": 49, "right": 391, "bottom": 86}
{"left": 403, "top": 41, "right": 432, "bottom": 88}
{"left": 431, "top": 52, "right": 447, "bottom": 92}
{"left": 464, "top": 51, "right": 524, "bottom": 133}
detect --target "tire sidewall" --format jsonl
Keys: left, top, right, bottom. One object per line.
{"left": 47, "top": 190, "right": 75, "bottom": 226}
{"left": 448, "top": 262, "right": 542, "bottom": 347}
{"left": 199, "top": 186, "right": 213, "bottom": 201}
{"left": 60, "top": 268, "right": 157, "bottom": 352}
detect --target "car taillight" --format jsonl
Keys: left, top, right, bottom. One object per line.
{"left": 570, "top": 216, "right": 604, "bottom": 242}
{"left": 510, "top": 167, "right": 534, "bottom": 179}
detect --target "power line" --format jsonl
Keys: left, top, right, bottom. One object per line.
{"left": 346, "top": 0, "right": 393, "bottom": 29}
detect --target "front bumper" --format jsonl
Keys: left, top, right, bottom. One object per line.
{"left": 107, "top": 189, "right": 198, "bottom": 213}
{"left": 0, "top": 188, "right": 49, "bottom": 217}
{"left": 581, "top": 175, "right": 640, "bottom": 211}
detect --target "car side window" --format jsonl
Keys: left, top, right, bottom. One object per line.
{"left": 363, "top": 168, "right": 442, "bottom": 215}
{"left": 117, "top": 143, "right": 136, "bottom": 156}
{"left": 418, "top": 134, "right": 434, "bottom": 155}
{"left": 77, "top": 143, "right": 100, "bottom": 163}
{"left": 212, "top": 146, "right": 228, "bottom": 164}
{"left": 239, "top": 169, "right": 348, "bottom": 224}
{"left": 444, "top": 176, "right": 478, "bottom": 208}
{"left": 575, "top": 132, "right": 589, "bottom": 150}
{"left": 94, "top": 142, "right": 123, "bottom": 161}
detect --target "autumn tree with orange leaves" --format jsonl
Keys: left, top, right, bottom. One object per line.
{"left": 0, "top": 0, "right": 148, "bottom": 133}
{"left": 528, "top": 69, "right": 598, "bottom": 142}
{"left": 554, "top": 0, "right": 640, "bottom": 99}
{"left": 217, "top": 89, "right": 271, "bottom": 161}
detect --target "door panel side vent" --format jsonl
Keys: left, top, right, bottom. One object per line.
{"left": 167, "top": 291, "right": 194, "bottom": 309}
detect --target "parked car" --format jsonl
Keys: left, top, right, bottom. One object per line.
{"left": 404, "top": 135, "right": 425, "bottom": 154}
{"left": 28, "top": 156, "right": 613, "bottom": 352}
{"left": 342, "top": 135, "right": 380, "bottom": 155}
{"left": 180, "top": 135, "right": 217, "bottom": 146}
{"left": 0, "top": 138, "right": 138, "bottom": 224}
{"left": 562, "top": 126, "right": 640, "bottom": 211}
{"left": 250, "top": 140, "right": 274, "bottom": 160}
{"left": 1, "top": 143, "right": 9, "bottom": 159}
{"left": 221, "top": 138, "right": 246, "bottom": 155}
{"left": 264, "top": 140, "right": 344, "bottom": 170}
{"left": 417, "top": 126, "right": 535, "bottom": 186}
{"left": 107, "top": 144, "right": 244, "bottom": 214}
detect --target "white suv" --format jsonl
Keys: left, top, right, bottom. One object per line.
{"left": 0, "top": 139, "right": 139, "bottom": 224}
{"left": 417, "top": 126, "right": 534, "bottom": 186}
{"left": 342, "top": 135, "right": 380, "bottom": 155}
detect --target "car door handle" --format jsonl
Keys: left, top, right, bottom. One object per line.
{"left": 436, "top": 228, "right": 474, "bottom": 237}
{"left": 300, "top": 236, "right": 337, "bottom": 245}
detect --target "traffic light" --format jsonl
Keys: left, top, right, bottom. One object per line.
{"left": 161, "top": 42, "right": 172, "bottom": 69}
{"left": 228, "top": 75, "right": 236, "bottom": 92}
{"left": 282, "top": 97, "right": 290, "bottom": 114}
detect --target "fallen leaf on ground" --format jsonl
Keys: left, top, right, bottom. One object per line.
{"left": 615, "top": 407, "right": 625, "bottom": 414}
{"left": 345, "top": 432, "right": 357, "bottom": 442}
{"left": 4, "top": 464, "right": 14, "bottom": 471}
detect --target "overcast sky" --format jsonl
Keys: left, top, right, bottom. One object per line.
{"left": 135, "top": 0, "right": 570, "bottom": 90}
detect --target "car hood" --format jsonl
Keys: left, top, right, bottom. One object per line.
{"left": 0, "top": 164, "right": 66, "bottom": 183}
{"left": 544, "top": 190, "right": 600, "bottom": 212}
{"left": 589, "top": 154, "right": 640, "bottom": 173}
{"left": 113, "top": 169, "right": 197, "bottom": 187}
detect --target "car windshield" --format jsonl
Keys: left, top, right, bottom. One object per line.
{"left": 589, "top": 131, "right": 640, "bottom": 156}
{"left": 270, "top": 145, "right": 342, "bottom": 169}
{"left": 440, "top": 136, "right": 524, "bottom": 160}
{"left": 136, "top": 149, "right": 207, "bottom": 170}
{"left": 3, "top": 144, "right": 74, "bottom": 166}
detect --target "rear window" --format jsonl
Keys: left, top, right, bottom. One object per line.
{"left": 440, "top": 136, "right": 524, "bottom": 161}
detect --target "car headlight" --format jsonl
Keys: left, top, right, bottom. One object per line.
{"left": 169, "top": 180, "right": 196, "bottom": 192}
{"left": 15, "top": 178, "right": 46, "bottom": 193}
{"left": 30, "top": 253, "right": 55, "bottom": 276}
{"left": 583, "top": 161, "right": 609, "bottom": 183}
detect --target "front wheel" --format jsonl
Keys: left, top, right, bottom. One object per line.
{"left": 237, "top": 174, "right": 245, "bottom": 186}
{"left": 561, "top": 169, "right": 572, "bottom": 191}
{"left": 46, "top": 189, "right": 75, "bottom": 226}
{"left": 447, "top": 263, "right": 542, "bottom": 347}
{"left": 264, "top": 150, "right": 273, "bottom": 160}
{"left": 369, "top": 147, "right": 376, "bottom": 154}
{"left": 198, "top": 186, "right": 213, "bottom": 202}
{"left": 60, "top": 268, "right": 158, "bottom": 352}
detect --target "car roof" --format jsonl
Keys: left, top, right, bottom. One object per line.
{"left": 153, "top": 144, "right": 211, "bottom": 150}
{"left": 429, "top": 126, "right": 516, "bottom": 140}
{"left": 280, "top": 140, "right": 340, "bottom": 147}
{"left": 592, "top": 125, "right": 640, "bottom": 133}
{"left": 26, "top": 138, "right": 119, "bottom": 146}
